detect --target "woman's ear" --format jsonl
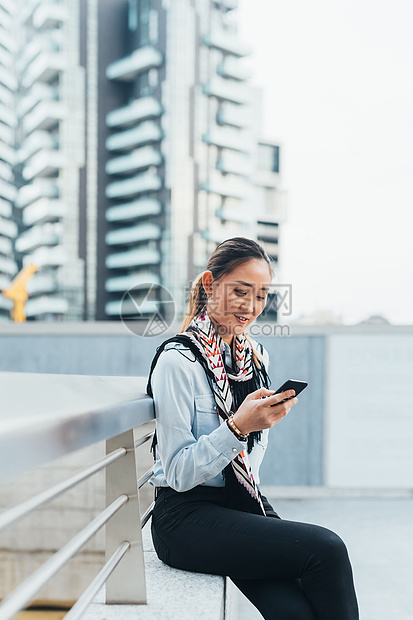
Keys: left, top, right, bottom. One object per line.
{"left": 202, "top": 270, "right": 213, "bottom": 295}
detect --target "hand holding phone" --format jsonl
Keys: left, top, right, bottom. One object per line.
{"left": 267, "top": 379, "right": 308, "bottom": 407}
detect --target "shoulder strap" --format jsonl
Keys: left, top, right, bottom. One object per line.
{"left": 146, "top": 333, "right": 221, "bottom": 397}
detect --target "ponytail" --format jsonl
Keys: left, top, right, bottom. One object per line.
{"left": 180, "top": 272, "right": 208, "bottom": 332}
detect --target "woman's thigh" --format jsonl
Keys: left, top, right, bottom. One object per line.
{"left": 151, "top": 488, "right": 346, "bottom": 581}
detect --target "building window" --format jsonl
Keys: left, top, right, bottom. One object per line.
{"left": 139, "top": 0, "right": 151, "bottom": 46}
{"left": 128, "top": 0, "right": 138, "bottom": 32}
{"left": 257, "top": 144, "right": 280, "bottom": 174}
{"left": 138, "top": 71, "right": 151, "bottom": 97}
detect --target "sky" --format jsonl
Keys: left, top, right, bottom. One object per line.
{"left": 237, "top": 0, "right": 413, "bottom": 324}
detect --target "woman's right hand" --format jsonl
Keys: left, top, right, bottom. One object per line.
{"left": 231, "top": 387, "right": 298, "bottom": 435}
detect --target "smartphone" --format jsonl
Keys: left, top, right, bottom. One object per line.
{"left": 269, "top": 379, "right": 308, "bottom": 406}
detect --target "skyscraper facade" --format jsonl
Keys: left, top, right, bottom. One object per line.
{"left": 0, "top": 0, "right": 17, "bottom": 320}
{"left": 0, "top": 0, "right": 284, "bottom": 323}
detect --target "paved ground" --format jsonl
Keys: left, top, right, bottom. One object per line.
{"left": 234, "top": 497, "right": 413, "bottom": 620}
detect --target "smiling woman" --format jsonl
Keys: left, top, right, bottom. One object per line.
{"left": 145, "top": 237, "right": 359, "bottom": 620}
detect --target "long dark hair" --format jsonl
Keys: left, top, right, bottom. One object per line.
{"left": 180, "top": 236, "right": 275, "bottom": 368}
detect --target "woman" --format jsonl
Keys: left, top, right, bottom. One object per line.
{"left": 146, "top": 237, "right": 359, "bottom": 620}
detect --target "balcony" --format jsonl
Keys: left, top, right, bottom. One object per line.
{"left": 0, "top": 83, "right": 13, "bottom": 108}
{"left": 15, "top": 180, "right": 59, "bottom": 208}
{"left": 17, "top": 84, "right": 58, "bottom": 119}
{"left": 106, "top": 173, "right": 162, "bottom": 200}
{"left": 106, "top": 121, "right": 163, "bottom": 152}
{"left": 21, "top": 0, "right": 42, "bottom": 25}
{"left": 0, "top": 269, "right": 10, "bottom": 291}
{"left": 200, "top": 229, "right": 227, "bottom": 244}
{"left": 23, "top": 198, "right": 66, "bottom": 227}
{"left": 257, "top": 222, "right": 279, "bottom": 241}
{"left": 0, "top": 234, "right": 12, "bottom": 254}
{"left": 106, "top": 222, "right": 161, "bottom": 246}
{"left": 23, "top": 100, "right": 66, "bottom": 135}
{"left": 27, "top": 272, "right": 58, "bottom": 295}
{"left": 203, "top": 30, "right": 251, "bottom": 57}
{"left": 0, "top": 5, "right": 11, "bottom": 29}
{"left": 18, "top": 131, "right": 58, "bottom": 163}
{"left": 106, "top": 198, "right": 161, "bottom": 223}
{"left": 105, "top": 271, "right": 160, "bottom": 293}
{"left": 106, "top": 97, "right": 162, "bottom": 129}
{"left": 0, "top": 46, "right": 12, "bottom": 73}
{"left": 105, "top": 297, "right": 159, "bottom": 317}
{"left": 217, "top": 56, "right": 251, "bottom": 81}
{"left": 0, "top": 198, "right": 12, "bottom": 218}
{"left": 32, "top": 3, "right": 68, "bottom": 29}
{"left": 202, "top": 127, "right": 249, "bottom": 152}
{"left": 201, "top": 178, "right": 248, "bottom": 199}
{"left": 25, "top": 295, "right": 69, "bottom": 317}
{"left": 203, "top": 77, "right": 250, "bottom": 105}
{"left": 106, "top": 246, "right": 160, "bottom": 270}
{"left": 0, "top": 66, "right": 17, "bottom": 91}
{"left": 106, "top": 147, "right": 162, "bottom": 176}
{"left": 0, "top": 215, "right": 17, "bottom": 239}
{"left": 0, "top": 254, "right": 17, "bottom": 276}
{"left": 0, "top": 160, "right": 13, "bottom": 183}
{"left": 22, "top": 52, "right": 66, "bottom": 89}
{"left": 0, "top": 102, "right": 15, "bottom": 128}
{"left": 216, "top": 153, "right": 251, "bottom": 177}
{"left": 0, "top": 27, "right": 14, "bottom": 54}
{"left": 15, "top": 223, "right": 61, "bottom": 254}
{"left": 106, "top": 46, "right": 163, "bottom": 81}
{"left": 216, "top": 102, "right": 251, "bottom": 128}
{"left": 22, "top": 245, "right": 66, "bottom": 268}
{"left": 0, "top": 142, "right": 14, "bottom": 165}
{"left": 17, "top": 31, "right": 62, "bottom": 74}
{"left": 215, "top": 205, "right": 254, "bottom": 224}
{"left": 0, "top": 178, "right": 16, "bottom": 203}
{"left": 23, "top": 150, "right": 65, "bottom": 180}
{"left": 0, "top": 122, "right": 13, "bottom": 146}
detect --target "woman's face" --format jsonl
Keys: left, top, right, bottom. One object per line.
{"left": 202, "top": 259, "right": 271, "bottom": 344}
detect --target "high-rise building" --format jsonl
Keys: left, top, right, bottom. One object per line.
{"left": 1, "top": 0, "right": 284, "bottom": 323}
{"left": 0, "top": 0, "right": 18, "bottom": 322}
{"left": 13, "top": 0, "right": 85, "bottom": 320}
{"left": 103, "top": 0, "right": 284, "bottom": 325}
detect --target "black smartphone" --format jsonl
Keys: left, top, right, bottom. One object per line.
{"left": 269, "top": 379, "right": 308, "bottom": 406}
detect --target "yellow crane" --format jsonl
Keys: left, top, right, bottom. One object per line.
{"left": 1, "top": 263, "right": 39, "bottom": 322}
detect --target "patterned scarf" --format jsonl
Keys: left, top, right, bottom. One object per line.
{"left": 146, "top": 304, "right": 272, "bottom": 516}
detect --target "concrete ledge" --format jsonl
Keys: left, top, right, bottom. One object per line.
{"left": 260, "top": 485, "right": 413, "bottom": 499}
{"left": 82, "top": 520, "right": 230, "bottom": 619}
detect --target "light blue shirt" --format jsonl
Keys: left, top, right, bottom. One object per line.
{"left": 149, "top": 338, "right": 270, "bottom": 492}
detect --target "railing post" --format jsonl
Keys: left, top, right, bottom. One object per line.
{"left": 105, "top": 428, "right": 147, "bottom": 604}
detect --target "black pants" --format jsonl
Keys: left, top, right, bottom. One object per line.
{"left": 151, "top": 485, "right": 359, "bottom": 620}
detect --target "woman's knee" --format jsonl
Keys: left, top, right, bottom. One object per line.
{"left": 313, "top": 526, "right": 351, "bottom": 568}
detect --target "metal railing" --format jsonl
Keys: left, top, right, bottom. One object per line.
{"left": 0, "top": 371, "right": 156, "bottom": 620}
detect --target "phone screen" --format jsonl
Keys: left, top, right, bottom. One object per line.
{"left": 270, "top": 379, "right": 308, "bottom": 406}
